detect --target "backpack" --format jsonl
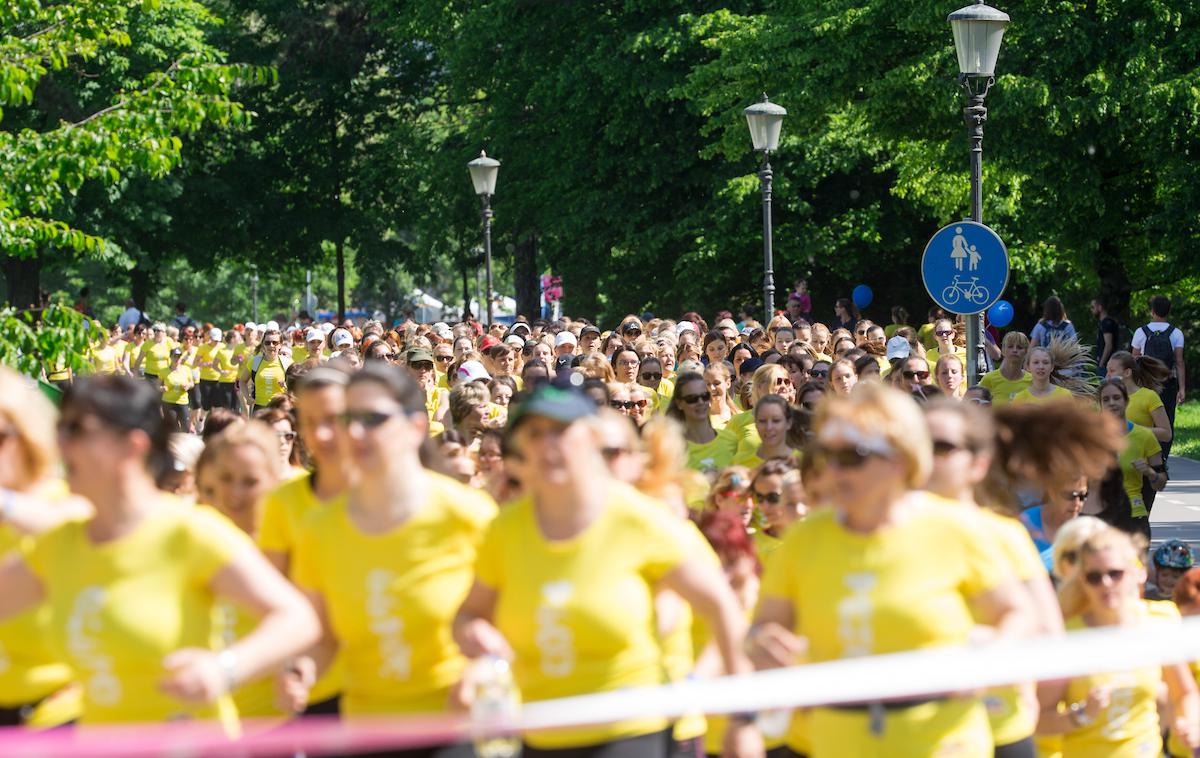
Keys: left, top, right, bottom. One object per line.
{"left": 1038, "top": 320, "right": 1071, "bottom": 346}
{"left": 137, "top": 310, "right": 152, "bottom": 328}
{"left": 1140, "top": 324, "right": 1178, "bottom": 374}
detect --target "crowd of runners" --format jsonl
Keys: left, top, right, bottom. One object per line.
{"left": 0, "top": 287, "right": 1196, "bottom": 758}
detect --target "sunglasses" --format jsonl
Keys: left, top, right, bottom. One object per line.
{"left": 903, "top": 370, "right": 930, "bottom": 380}
{"left": 264, "top": 341, "right": 281, "bottom": 347}
{"left": 754, "top": 490, "right": 784, "bottom": 505}
{"left": 1061, "top": 490, "right": 1089, "bottom": 502}
{"left": 681, "top": 392, "right": 712, "bottom": 405}
{"left": 640, "top": 373, "right": 663, "bottom": 382}
{"left": 277, "top": 431, "right": 297, "bottom": 442}
{"left": 813, "top": 443, "right": 893, "bottom": 469}
{"left": 935, "top": 330, "right": 954, "bottom": 337}
{"left": 338, "top": 410, "right": 404, "bottom": 429}
{"left": 931, "top": 439, "right": 967, "bottom": 456}
{"left": 856, "top": 331, "right": 868, "bottom": 337}
{"left": 435, "top": 355, "right": 454, "bottom": 363}
{"left": 411, "top": 362, "right": 434, "bottom": 371}
{"left": 717, "top": 488, "right": 749, "bottom": 500}
{"left": 610, "top": 400, "right": 648, "bottom": 410}
{"left": 600, "top": 446, "right": 630, "bottom": 461}
{"left": 810, "top": 369, "right": 830, "bottom": 378}
{"left": 1084, "top": 569, "right": 1125, "bottom": 586}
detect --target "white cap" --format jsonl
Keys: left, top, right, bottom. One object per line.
{"left": 886, "top": 335, "right": 911, "bottom": 361}
{"left": 433, "top": 322, "right": 453, "bottom": 338}
{"left": 266, "top": 320, "right": 280, "bottom": 332}
{"left": 320, "top": 322, "right": 335, "bottom": 334}
{"left": 243, "top": 322, "right": 257, "bottom": 332}
{"left": 305, "top": 328, "right": 324, "bottom": 343}
{"left": 457, "top": 360, "right": 491, "bottom": 383}
{"left": 208, "top": 328, "right": 222, "bottom": 341}
{"left": 504, "top": 335, "right": 525, "bottom": 348}
{"left": 555, "top": 331, "right": 577, "bottom": 347}
{"left": 331, "top": 329, "right": 354, "bottom": 349}
{"left": 676, "top": 321, "right": 697, "bottom": 335}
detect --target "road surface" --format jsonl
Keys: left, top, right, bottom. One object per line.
{"left": 1150, "top": 455, "right": 1200, "bottom": 549}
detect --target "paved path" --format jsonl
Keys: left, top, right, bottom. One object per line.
{"left": 1150, "top": 455, "right": 1200, "bottom": 548}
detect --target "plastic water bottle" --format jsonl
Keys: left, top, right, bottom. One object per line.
{"left": 470, "top": 656, "right": 521, "bottom": 758}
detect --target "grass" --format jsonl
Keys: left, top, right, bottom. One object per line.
{"left": 1174, "top": 400, "right": 1200, "bottom": 461}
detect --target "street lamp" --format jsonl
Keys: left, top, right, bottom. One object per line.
{"left": 744, "top": 94, "right": 786, "bottom": 324}
{"left": 948, "top": 0, "right": 1008, "bottom": 385}
{"left": 467, "top": 150, "right": 500, "bottom": 326}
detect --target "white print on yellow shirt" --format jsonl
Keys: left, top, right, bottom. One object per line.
{"left": 68, "top": 587, "right": 121, "bottom": 705}
{"left": 366, "top": 569, "right": 411, "bottom": 680}
{"left": 536, "top": 581, "right": 575, "bottom": 678}
{"left": 837, "top": 572, "right": 876, "bottom": 658}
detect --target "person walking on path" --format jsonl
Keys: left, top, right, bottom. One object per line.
{"left": 1132, "top": 294, "right": 1186, "bottom": 459}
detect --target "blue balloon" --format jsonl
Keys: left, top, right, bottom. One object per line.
{"left": 852, "top": 284, "right": 873, "bottom": 309}
{"left": 987, "top": 299, "right": 1014, "bottom": 328}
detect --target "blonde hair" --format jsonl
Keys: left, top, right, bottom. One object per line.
{"left": 705, "top": 465, "right": 752, "bottom": 511}
{"left": 1050, "top": 515, "right": 1108, "bottom": 581}
{"left": 935, "top": 354, "right": 966, "bottom": 398}
{"left": 0, "top": 367, "right": 59, "bottom": 485}
{"left": 578, "top": 353, "right": 617, "bottom": 383}
{"left": 1058, "top": 528, "right": 1141, "bottom": 618}
{"left": 750, "top": 364, "right": 791, "bottom": 406}
{"left": 813, "top": 382, "right": 932, "bottom": 489}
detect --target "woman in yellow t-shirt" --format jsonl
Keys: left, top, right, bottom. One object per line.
{"left": 1098, "top": 379, "right": 1165, "bottom": 526}
{"left": 732, "top": 394, "right": 801, "bottom": 470}
{"left": 1105, "top": 351, "right": 1172, "bottom": 443}
{"left": 0, "top": 368, "right": 89, "bottom": 728}
{"left": 1038, "top": 528, "right": 1200, "bottom": 757}
{"left": 749, "top": 458, "right": 807, "bottom": 558}
{"left": 718, "top": 364, "right": 796, "bottom": 464}
{"left": 668, "top": 371, "right": 734, "bottom": 477}
{"left": 0, "top": 375, "right": 319, "bottom": 729}
{"left": 215, "top": 330, "right": 242, "bottom": 411}
{"left": 705, "top": 363, "right": 738, "bottom": 430}
{"left": 135, "top": 323, "right": 173, "bottom": 383}
{"left": 923, "top": 399, "right": 1065, "bottom": 756}
{"left": 925, "top": 318, "right": 967, "bottom": 375}
{"left": 196, "top": 421, "right": 292, "bottom": 723}
{"left": 978, "top": 332, "right": 1032, "bottom": 405}
{"left": 160, "top": 347, "right": 194, "bottom": 432}
{"left": 1012, "top": 346, "right": 1074, "bottom": 405}
{"left": 749, "top": 383, "right": 1035, "bottom": 758}
{"left": 453, "top": 383, "right": 760, "bottom": 758}
{"left": 279, "top": 363, "right": 496, "bottom": 751}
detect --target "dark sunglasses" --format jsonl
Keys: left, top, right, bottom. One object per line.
{"left": 754, "top": 490, "right": 784, "bottom": 505}
{"left": 640, "top": 373, "right": 663, "bottom": 382}
{"left": 931, "top": 439, "right": 967, "bottom": 456}
{"left": 935, "top": 330, "right": 954, "bottom": 337}
{"left": 1061, "top": 490, "right": 1089, "bottom": 502}
{"left": 264, "top": 340, "right": 281, "bottom": 347}
{"left": 813, "top": 444, "right": 890, "bottom": 469}
{"left": 810, "top": 369, "right": 830, "bottom": 378}
{"left": 611, "top": 400, "right": 647, "bottom": 410}
{"left": 1084, "top": 569, "right": 1125, "bottom": 586}
{"left": 681, "top": 392, "right": 712, "bottom": 405}
{"left": 903, "top": 370, "right": 931, "bottom": 380}
{"left": 718, "top": 488, "right": 749, "bottom": 500}
{"left": 338, "top": 410, "right": 404, "bottom": 429}
{"left": 435, "top": 355, "right": 454, "bottom": 363}
{"left": 410, "top": 362, "right": 434, "bottom": 371}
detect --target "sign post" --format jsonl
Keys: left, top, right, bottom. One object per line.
{"left": 921, "top": 221, "right": 1009, "bottom": 384}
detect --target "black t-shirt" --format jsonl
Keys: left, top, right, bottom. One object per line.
{"left": 1096, "top": 316, "right": 1118, "bottom": 360}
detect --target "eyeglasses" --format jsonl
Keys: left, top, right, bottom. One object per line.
{"left": 774, "top": 377, "right": 793, "bottom": 387}
{"left": 902, "top": 370, "right": 930, "bottom": 381}
{"left": 640, "top": 373, "right": 663, "bottom": 383}
{"left": 681, "top": 392, "right": 712, "bottom": 405}
{"left": 264, "top": 341, "right": 281, "bottom": 347}
{"left": 277, "top": 431, "right": 297, "bottom": 442}
{"left": 931, "top": 439, "right": 967, "bottom": 456}
{"left": 1061, "top": 490, "right": 1089, "bottom": 502}
{"left": 812, "top": 443, "right": 893, "bottom": 469}
{"left": 935, "top": 330, "right": 954, "bottom": 338}
{"left": 600, "top": 446, "right": 630, "bottom": 461}
{"left": 338, "top": 409, "right": 404, "bottom": 429}
{"left": 1084, "top": 569, "right": 1125, "bottom": 586}
{"left": 754, "top": 490, "right": 784, "bottom": 505}
{"left": 435, "top": 355, "right": 454, "bottom": 363}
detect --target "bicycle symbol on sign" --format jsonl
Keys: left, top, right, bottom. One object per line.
{"left": 941, "top": 276, "right": 990, "bottom": 307}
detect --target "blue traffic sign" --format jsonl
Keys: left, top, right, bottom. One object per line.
{"left": 921, "top": 221, "right": 1009, "bottom": 315}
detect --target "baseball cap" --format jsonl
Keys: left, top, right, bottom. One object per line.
{"left": 504, "top": 335, "right": 526, "bottom": 348}
{"left": 331, "top": 329, "right": 354, "bottom": 349}
{"left": 432, "top": 322, "right": 453, "bottom": 339}
{"left": 621, "top": 320, "right": 643, "bottom": 334}
{"left": 555, "top": 331, "right": 577, "bottom": 347}
{"left": 1153, "top": 540, "right": 1195, "bottom": 569}
{"left": 243, "top": 322, "right": 257, "bottom": 332}
{"left": 676, "top": 321, "right": 697, "bottom": 335}
{"left": 579, "top": 324, "right": 601, "bottom": 338}
{"left": 457, "top": 360, "right": 491, "bottom": 383}
{"left": 886, "top": 336, "right": 911, "bottom": 361}
{"left": 305, "top": 328, "right": 325, "bottom": 343}
{"left": 738, "top": 357, "right": 764, "bottom": 378}
{"left": 407, "top": 348, "right": 434, "bottom": 365}
{"left": 266, "top": 320, "right": 280, "bottom": 332}
{"left": 505, "top": 383, "right": 596, "bottom": 436}
{"left": 480, "top": 336, "right": 500, "bottom": 350}
{"left": 320, "top": 322, "right": 335, "bottom": 334}
{"left": 208, "top": 328, "right": 222, "bottom": 341}
{"left": 509, "top": 322, "right": 531, "bottom": 336}
{"left": 170, "top": 347, "right": 183, "bottom": 359}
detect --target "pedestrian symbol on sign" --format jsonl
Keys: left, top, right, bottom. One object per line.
{"left": 950, "top": 227, "right": 982, "bottom": 272}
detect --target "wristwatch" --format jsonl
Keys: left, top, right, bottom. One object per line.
{"left": 1067, "top": 700, "right": 1092, "bottom": 728}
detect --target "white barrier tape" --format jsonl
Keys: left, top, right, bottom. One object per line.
{"left": 3, "top": 616, "right": 1200, "bottom": 757}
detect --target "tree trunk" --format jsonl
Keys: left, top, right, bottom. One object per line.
{"left": 514, "top": 235, "right": 539, "bottom": 320}
{"left": 336, "top": 237, "right": 346, "bottom": 322}
{"left": 130, "top": 265, "right": 155, "bottom": 317}
{"left": 462, "top": 264, "right": 471, "bottom": 320}
{"left": 561, "top": 257, "right": 599, "bottom": 322}
{"left": 1095, "top": 238, "right": 1132, "bottom": 324}
{"left": 1, "top": 254, "right": 42, "bottom": 309}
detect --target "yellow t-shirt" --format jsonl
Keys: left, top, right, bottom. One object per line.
{"left": 257, "top": 472, "right": 342, "bottom": 705}
{"left": 89, "top": 344, "right": 119, "bottom": 375}
{"left": 1125, "top": 387, "right": 1163, "bottom": 431}
{"left": 759, "top": 497, "right": 1006, "bottom": 756}
{"left": 978, "top": 369, "right": 1032, "bottom": 406}
{"left": 884, "top": 324, "right": 910, "bottom": 339}
{"left": 685, "top": 434, "right": 734, "bottom": 475}
{"left": 291, "top": 345, "right": 309, "bottom": 365}
{"left": 718, "top": 409, "right": 761, "bottom": 464}
{"left": 1012, "top": 385, "right": 1073, "bottom": 405}
{"left": 161, "top": 365, "right": 192, "bottom": 405}
{"left": 20, "top": 502, "right": 245, "bottom": 728}
{"left": 196, "top": 342, "right": 223, "bottom": 382}
{"left": 918, "top": 323, "right": 938, "bottom": 350}
{"left": 1118, "top": 423, "right": 1160, "bottom": 518}
{"left": 253, "top": 356, "right": 289, "bottom": 407}
{"left": 141, "top": 341, "right": 173, "bottom": 379}
{"left": 1060, "top": 603, "right": 1171, "bottom": 758}
{"left": 926, "top": 347, "right": 968, "bottom": 375}
{"left": 474, "top": 484, "right": 691, "bottom": 749}
{"left": 216, "top": 346, "right": 238, "bottom": 383}
{"left": 293, "top": 474, "right": 496, "bottom": 717}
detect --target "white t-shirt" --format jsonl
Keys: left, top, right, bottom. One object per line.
{"left": 1131, "top": 321, "right": 1184, "bottom": 352}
